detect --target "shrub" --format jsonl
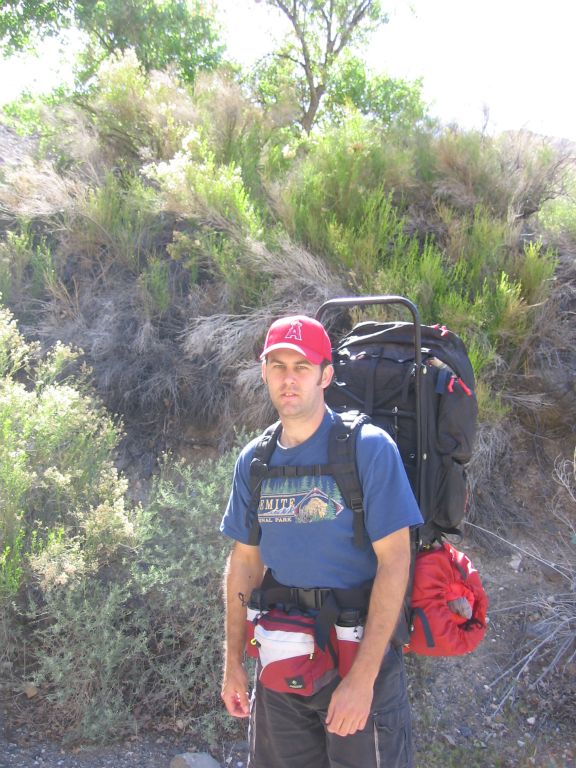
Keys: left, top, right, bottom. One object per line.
{"left": 28, "top": 580, "right": 147, "bottom": 743}
{"left": 192, "top": 71, "right": 272, "bottom": 203}
{"left": 0, "top": 303, "right": 125, "bottom": 598}
{"left": 127, "top": 450, "right": 242, "bottom": 743}
{"left": 24, "top": 446, "right": 242, "bottom": 746}
{"left": 137, "top": 256, "right": 172, "bottom": 318}
{"left": 431, "top": 130, "right": 510, "bottom": 216}
{"left": 538, "top": 167, "right": 576, "bottom": 243}
{"left": 280, "top": 114, "right": 414, "bottom": 257}
{"left": 148, "top": 147, "right": 262, "bottom": 237}
{"left": 0, "top": 223, "right": 56, "bottom": 303}
{"left": 64, "top": 172, "right": 163, "bottom": 275}
{"left": 84, "top": 51, "right": 198, "bottom": 166}
{"left": 146, "top": 146, "right": 269, "bottom": 309}
{"left": 1, "top": 301, "right": 245, "bottom": 743}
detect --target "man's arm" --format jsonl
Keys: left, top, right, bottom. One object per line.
{"left": 221, "top": 541, "right": 264, "bottom": 718}
{"left": 326, "top": 526, "right": 411, "bottom": 736}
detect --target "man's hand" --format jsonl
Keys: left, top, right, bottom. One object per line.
{"left": 221, "top": 663, "right": 250, "bottom": 718}
{"left": 325, "top": 527, "right": 411, "bottom": 736}
{"left": 325, "top": 672, "right": 374, "bottom": 736}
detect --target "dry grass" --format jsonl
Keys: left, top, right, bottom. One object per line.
{"left": 244, "top": 235, "right": 345, "bottom": 305}
{"left": 499, "top": 132, "right": 575, "bottom": 220}
{"left": 193, "top": 71, "right": 265, "bottom": 164}
{"left": 37, "top": 283, "right": 192, "bottom": 422}
{"left": 473, "top": 447, "right": 575, "bottom": 717}
{"left": 466, "top": 420, "right": 517, "bottom": 537}
{"left": 505, "top": 256, "right": 575, "bottom": 435}
{"left": 0, "top": 159, "right": 80, "bottom": 219}
{"left": 431, "top": 129, "right": 575, "bottom": 221}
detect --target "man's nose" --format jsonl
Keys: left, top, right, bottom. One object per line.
{"left": 282, "top": 368, "right": 298, "bottom": 384}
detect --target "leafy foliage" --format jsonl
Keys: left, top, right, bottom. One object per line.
{"left": 257, "top": 0, "right": 388, "bottom": 131}
{"left": 0, "top": 0, "right": 223, "bottom": 84}
{"left": 323, "top": 55, "right": 428, "bottom": 129}
{"left": 0, "top": 304, "right": 126, "bottom": 600}
{"left": 10, "top": 444, "right": 241, "bottom": 744}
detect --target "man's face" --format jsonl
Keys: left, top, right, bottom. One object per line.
{"left": 262, "top": 348, "right": 333, "bottom": 422}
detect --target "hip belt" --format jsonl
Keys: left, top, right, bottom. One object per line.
{"left": 248, "top": 569, "right": 372, "bottom": 650}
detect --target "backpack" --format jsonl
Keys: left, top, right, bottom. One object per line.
{"left": 325, "top": 319, "right": 478, "bottom": 544}
{"left": 249, "top": 316, "right": 478, "bottom": 547}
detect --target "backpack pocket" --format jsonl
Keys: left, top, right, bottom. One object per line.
{"left": 246, "top": 606, "right": 265, "bottom": 658}
{"left": 432, "top": 457, "right": 468, "bottom": 532}
{"left": 252, "top": 609, "right": 338, "bottom": 695}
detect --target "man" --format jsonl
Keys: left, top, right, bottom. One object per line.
{"left": 220, "top": 314, "right": 423, "bottom": 768}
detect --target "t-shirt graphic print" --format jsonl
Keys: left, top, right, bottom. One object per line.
{"left": 258, "top": 477, "right": 345, "bottom": 525}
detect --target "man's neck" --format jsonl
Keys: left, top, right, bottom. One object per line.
{"left": 280, "top": 406, "right": 327, "bottom": 448}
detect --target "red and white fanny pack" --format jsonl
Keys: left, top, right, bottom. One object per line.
{"left": 246, "top": 607, "right": 364, "bottom": 695}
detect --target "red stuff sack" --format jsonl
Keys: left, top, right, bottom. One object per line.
{"left": 251, "top": 609, "right": 338, "bottom": 695}
{"left": 405, "top": 542, "right": 488, "bottom": 656}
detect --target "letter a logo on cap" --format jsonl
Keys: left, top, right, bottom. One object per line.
{"left": 285, "top": 320, "right": 303, "bottom": 341}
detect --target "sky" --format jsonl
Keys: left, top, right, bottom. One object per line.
{"left": 0, "top": 0, "right": 573, "bottom": 141}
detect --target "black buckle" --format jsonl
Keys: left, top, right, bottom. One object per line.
{"left": 350, "top": 497, "right": 363, "bottom": 512}
{"left": 291, "top": 587, "right": 330, "bottom": 611}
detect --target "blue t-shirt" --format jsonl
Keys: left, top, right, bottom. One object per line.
{"left": 220, "top": 407, "right": 423, "bottom": 589}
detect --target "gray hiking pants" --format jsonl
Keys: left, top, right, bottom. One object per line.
{"left": 248, "top": 644, "right": 413, "bottom": 768}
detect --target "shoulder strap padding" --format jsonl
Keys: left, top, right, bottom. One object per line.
{"left": 247, "top": 421, "right": 282, "bottom": 544}
{"left": 328, "top": 410, "right": 370, "bottom": 547}
{"left": 247, "top": 410, "right": 370, "bottom": 548}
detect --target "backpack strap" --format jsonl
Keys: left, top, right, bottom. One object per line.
{"left": 246, "top": 410, "right": 370, "bottom": 548}
{"left": 328, "top": 410, "right": 371, "bottom": 548}
{"left": 247, "top": 421, "right": 282, "bottom": 544}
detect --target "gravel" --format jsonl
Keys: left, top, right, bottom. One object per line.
{"left": 0, "top": 729, "right": 249, "bottom": 768}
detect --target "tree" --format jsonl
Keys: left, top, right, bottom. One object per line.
{"left": 251, "top": 50, "right": 428, "bottom": 131}
{"left": 0, "top": 0, "right": 223, "bottom": 85}
{"left": 324, "top": 55, "right": 428, "bottom": 130}
{"left": 257, "top": 0, "right": 388, "bottom": 132}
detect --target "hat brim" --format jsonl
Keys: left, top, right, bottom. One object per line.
{"left": 260, "top": 342, "right": 326, "bottom": 365}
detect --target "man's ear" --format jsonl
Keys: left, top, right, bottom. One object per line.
{"left": 261, "top": 360, "right": 267, "bottom": 384}
{"left": 321, "top": 364, "right": 334, "bottom": 389}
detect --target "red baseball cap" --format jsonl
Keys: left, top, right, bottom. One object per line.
{"left": 260, "top": 315, "right": 332, "bottom": 365}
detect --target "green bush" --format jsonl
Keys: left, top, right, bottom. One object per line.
{"left": 86, "top": 50, "right": 197, "bottom": 165}
{"left": 68, "top": 173, "right": 162, "bottom": 275}
{"left": 538, "top": 168, "right": 576, "bottom": 242}
{"left": 147, "top": 145, "right": 270, "bottom": 309}
{"left": 281, "top": 114, "right": 414, "bottom": 257}
{"left": 138, "top": 256, "right": 172, "bottom": 317}
{"left": 148, "top": 146, "right": 262, "bottom": 237}
{"left": 0, "top": 303, "right": 125, "bottom": 598}
{"left": 0, "top": 223, "right": 56, "bottom": 303}
{"left": 1, "top": 304, "right": 245, "bottom": 745}
{"left": 24, "top": 447, "right": 241, "bottom": 746}
{"left": 29, "top": 580, "right": 147, "bottom": 743}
